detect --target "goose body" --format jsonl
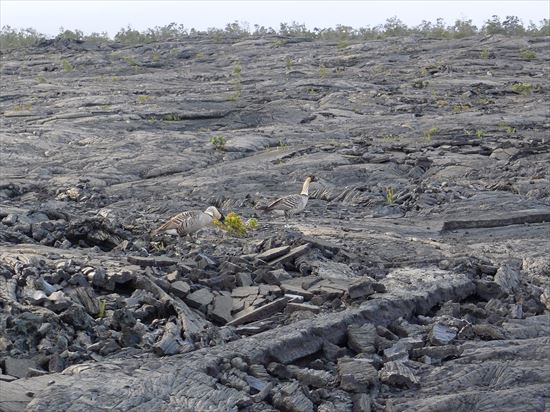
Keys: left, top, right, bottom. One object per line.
{"left": 152, "top": 206, "right": 224, "bottom": 237}
{"left": 259, "top": 176, "right": 315, "bottom": 218}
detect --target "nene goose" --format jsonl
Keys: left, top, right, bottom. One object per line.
{"left": 258, "top": 176, "right": 315, "bottom": 222}
{"left": 152, "top": 206, "right": 224, "bottom": 237}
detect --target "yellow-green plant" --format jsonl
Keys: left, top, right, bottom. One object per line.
{"left": 520, "top": 48, "right": 536, "bottom": 61}
{"left": 319, "top": 64, "right": 327, "bottom": 79}
{"left": 385, "top": 187, "right": 395, "bottom": 205}
{"left": 136, "top": 95, "right": 151, "bottom": 104}
{"left": 214, "top": 212, "right": 257, "bottom": 237}
{"left": 97, "top": 298, "right": 107, "bottom": 319}
{"left": 512, "top": 82, "right": 532, "bottom": 95}
{"left": 209, "top": 134, "right": 226, "bottom": 150}
{"left": 452, "top": 103, "right": 472, "bottom": 113}
{"left": 424, "top": 127, "right": 439, "bottom": 140}
{"left": 229, "top": 61, "right": 242, "bottom": 101}
{"left": 162, "top": 114, "right": 179, "bottom": 121}
{"left": 476, "top": 129, "right": 486, "bottom": 139}
{"left": 285, "top": 56, "right": 293, "bottom": 71}
{"left": 62, "top": 59, "right": 73, "bottom": 72}
{"left": 480, "top": 49, "right": 489, "bottom": 59}
{"left": 13, "top": 103, "right": 33, "bottom": 111}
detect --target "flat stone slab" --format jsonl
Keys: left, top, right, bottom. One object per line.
{"left": 269, "top": 244, "right": 311, "bottom": 266}
{"left": 227, "top": 296, "right": 290, "bottom": 326}
{"left": 442, "top": 209, "right": 550, "bottom": 231}
{"left": 127, "top": 256, "right": 180, "bottom": 267}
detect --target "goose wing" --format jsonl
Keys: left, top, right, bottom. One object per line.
{"left": 152, "top": 210, "right": 198, "bottom": 235}
{"left": 265, "top": 194, "right": 305, "bottom": 212}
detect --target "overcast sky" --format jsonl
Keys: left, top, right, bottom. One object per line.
{"left": 1, "top": 1, "right": 548, "bottom": 36}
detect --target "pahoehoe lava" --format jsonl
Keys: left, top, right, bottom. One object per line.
{"left": 1, "top": 32, "right": 549, "bottom": 412}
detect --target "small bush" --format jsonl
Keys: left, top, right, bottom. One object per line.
{"left": 385, "top": 187, "right": 395, "bottom": 205}
{"left": 62, "top": 59, "right": 74, "bottom": 72}
{"left": 511, "top": 82, "right": 532, "bottom": 95}
{"left": 214, "top": 212, "right": 257, "bottom": 237}
{"left": 319, "top": 64, "right": 327, "bottom": 79}
{"left": 452, "top": 103, "right": 472, "bottom": 113}
{"left": 136, "top": 95, "right": 151, "bottom": 104}
{"left": 424, "top": 127, "right": 439, "bottom": 140}
{"left": 97, "top": 299, "right": 107, "bottom": 319}
{"left": 520, "top": 49, "right": 536, "bottom": 61}
{"left": 209, "top": 134, "right": 226, "bottom": 150}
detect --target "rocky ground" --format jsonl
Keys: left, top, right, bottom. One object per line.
{"left": 1, "top": 33, "right": 549, "bottom": 411}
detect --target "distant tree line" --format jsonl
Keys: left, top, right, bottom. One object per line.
{"left": 1, "top": 16, "right": 549, "bottom": 49}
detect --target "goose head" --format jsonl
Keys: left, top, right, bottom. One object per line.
{"left": 205, "top": 206, "right": 225, "bottom": 223}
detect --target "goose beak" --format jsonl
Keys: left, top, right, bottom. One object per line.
{"left": 219, "top": 213, "right": 225, "bottom": 223}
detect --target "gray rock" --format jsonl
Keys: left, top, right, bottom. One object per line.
{"left": 236, "top": 272, "right": 253, "bottom": 287}
{"left": 337, "top": 357, "right": 379, "bottom": 392}
{"left": 474, "top": 280, "right": 504, "bottom": 300}
{"left": 171, "top": 280, "right": 191, "bottom": 298}
{"left": 4, "top": 357, "right": 39, "bottom": 378}
{"left": 347, "top": 278, "right": 375, "bottom": 300}
{"left": 347, "top": 324, "right": 378, "bottom": 354}
{"left": 184, "top": 288, "right": 214, "bottom": 313}
{"left": 272, "top": 381, "right": 314, "bottom": 412}
{"left": 379, "top": 361, "right": 419, "bottom": 388}
{"left": 429, "top": 323, "right": 457, "bottom": 345}
{"left": 494, "top": 263, "right": 522, "bottom": 294}
{"left": 287, "top": 365, "right": 335, "bottom": 388}
{"left": 210, "top": 293, "right": 234, "bottom": 324}
{"left": 285, "top": 302, "right": 321, "bottom": 314}
{"left": 256, "top": 246, "right": 291, "bottom": 262}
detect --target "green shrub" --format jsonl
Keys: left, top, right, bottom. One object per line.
{"left": 209, "top": 134, "right": 226, "bottom": 150}
{"left": 520, "top": 49, "right": 536, "bottom": 61}
{"left": 511, "top": 82, "right": 532, "bottom": 95}
{"left": 214, "top": 212, "right": 257, "bottom": 237}
{"left": 424, "top": 127, "right": 439, "bottom": 140}
{"left": 62, "top": 59, "right": 74, "bottom": 72}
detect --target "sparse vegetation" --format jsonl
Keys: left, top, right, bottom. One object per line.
{"left": 209, "top": 134, "right": 226, "bottom": 150}
{"left": 385, "top": 187, "right": 395, "bottom": 205}
{"left": 319, "top": 64, "right": 327, "bottom": 79}
{"left": 479, "top": 49, "right": 489, "bottom": 59}
{"left": 162, "top": 114, "right": 179, "bottom": 121}
{"left": 285, "top": 56, "right": 293, "bottom": 71}
{"left": 520, "top": 48, "right": 537, "bottom": 61}
{"left": 476, "top": 129, "right": 486, "bottom": 139}
{"left": 97, "top": 299, "right": 107, "bottom": 319}
{"left": 511, "top": 82, "right": 533, "bottom": 95}
{"left": 501, "top": 125, "right": 517, "bottom": 135}
{"left": 424, "top": 127, "right": 439, "bottom": 140}
{"left": 2, "top": 18, "right": 549, "bottom": 50}
{"left": 412, "top": 80, "right": 429, "bottom": 89}
{"left": 62, "top": 59, "right": 74, "bottom": 72}
{"left": 214, "top": 212, "right": 257, "bottom": 237}
{"left": 13, "top": 103, "right": 33, "bottom": 111}
{"left": 229, "top": 60, "right": 242, "bottom": 101}
{"left": 452, "top": 103, "right": 472, "bottom": 113}
{"left": 136, "top": 95, "right": 151, "bottom": 104}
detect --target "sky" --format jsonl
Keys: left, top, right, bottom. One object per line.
{"left": 1, "top": 1, "right": 548, "bottom": 37}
